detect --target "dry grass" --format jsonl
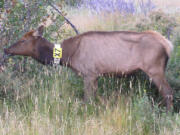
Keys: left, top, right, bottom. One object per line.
{"left": 0, "top": 95, "right": 180, "bottom": 135}
{"left": 66, "top": 8, "right": 140, "bottom": 33}
{"left": 65, "top": 0, "right": 180, "bottom": 33}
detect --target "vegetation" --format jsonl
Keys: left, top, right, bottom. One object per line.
{"left": 0, "top": 0, "right": 180, "bottom": 134}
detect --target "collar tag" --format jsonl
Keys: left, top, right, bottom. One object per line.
{"left": 53, "top": 44, "right": 62, "bottom": 65}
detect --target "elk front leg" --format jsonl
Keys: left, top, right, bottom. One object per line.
{"left": 151, "top": 74, "right": 173, "bottom": 111}
{"left": 83, "top": 76, "right": 98, "bottom": 102}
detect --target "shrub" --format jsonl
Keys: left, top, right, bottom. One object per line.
{"left": 0, "top": 0, "right": 66, "bottom": 99}
{"left": 64, "top": 0, "right": 82, "bottom": 6}
{"left": 135, "top": 11, "right": 177, "bottom": 37}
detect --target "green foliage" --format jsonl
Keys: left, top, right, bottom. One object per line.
{"left": 136, "top": 11, "right": 177, "bottom": 37}
{"left": 1, "top": 0, "right": 64, "bottom": 45}
{"left": 167, "top": 29, "right": 180, "bottom": 112}
{"left": 60, "top": 0, "right": 82, "bottom": 6}
{"left": 0, "top": 0, "right": 4, "bottom": 8}
{"left": 0, "top": 0, "right": 66, "bottom": 78}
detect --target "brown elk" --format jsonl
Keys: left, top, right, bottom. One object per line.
{"left": 4, "top": 26, "right": 174, "bottom": 110}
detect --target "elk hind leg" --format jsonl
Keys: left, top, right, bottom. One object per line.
{"left": 83, "top": 76, "right": 98, "bottom": 102}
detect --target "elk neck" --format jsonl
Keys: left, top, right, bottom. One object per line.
{"left": 35, "top": 36, "right": 79, "bottom": 66}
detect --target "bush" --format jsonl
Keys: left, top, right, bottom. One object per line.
{"left": 64, "top": 0, "right": 82, "bottom": 6}
{"left": 135, "top": 11, "right": 177, "bottom": 36}
{"left": 0, "top": 0, "right": 4, "bottom": 8}
{"left": 0, "top": 0, "right": 66, "bottom": 99}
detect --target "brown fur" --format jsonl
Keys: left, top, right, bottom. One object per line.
{"left": 144, "top": 31, "right": 173, "bottom": 57}
{"left": 23, "top": 31, "right": 34, "bottom": 38}
{"left": 4, "top": 26, "right": 174, "bottom": 111}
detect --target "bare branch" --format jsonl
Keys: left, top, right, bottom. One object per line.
{"left": 48, "top": 1, "right": 79, "bottom": 35}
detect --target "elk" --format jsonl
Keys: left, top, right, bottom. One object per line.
{"left": 4, "top": 26, "right": 174, "bottom": 110}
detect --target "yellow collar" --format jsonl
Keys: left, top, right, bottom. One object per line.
{"left": 53, "top": 44, "right": 62, "bottom": 64}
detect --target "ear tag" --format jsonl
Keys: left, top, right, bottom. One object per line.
{"left": 53, "top": 44, "right": 62, "bottom": 64}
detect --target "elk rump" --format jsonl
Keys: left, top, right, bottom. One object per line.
{"left": 4, "top": 26, "right": 174, "bottom": 110}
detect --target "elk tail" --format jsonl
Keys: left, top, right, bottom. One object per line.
{"left": 154, "top": 31, "right": 174, "bottom": 58}
{"left": 163, "top": 37, "right": 174, "bottom": 58}
{"left": 150, "top": 31, "right": 174, "bottom": 69}
{"left": 146, "top": 31, "right": 174, "bottom": 58}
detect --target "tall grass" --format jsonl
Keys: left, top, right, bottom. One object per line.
{"left": 0, "top": 58, "right": 180, "bottom": 135}
{"left": 0, "top": 69, "right": 180, "bottom": 135}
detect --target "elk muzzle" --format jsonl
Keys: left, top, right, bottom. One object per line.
{"left": 4, "top": 48, "right": 13, "bottom": 56}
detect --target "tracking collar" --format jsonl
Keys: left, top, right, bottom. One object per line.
{"left": 53, "top": 44, "right": 62, "bottom": 65}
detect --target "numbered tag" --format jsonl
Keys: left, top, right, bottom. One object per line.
{"left": 53, "top": 44, "right": 62, "bottom": 59}
{"left": 53, "top": 44, "right": 62, "bottom": 65}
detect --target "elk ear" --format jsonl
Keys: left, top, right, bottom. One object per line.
{"left": 33, "top": 25, "right": 44, "bottom": 37}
